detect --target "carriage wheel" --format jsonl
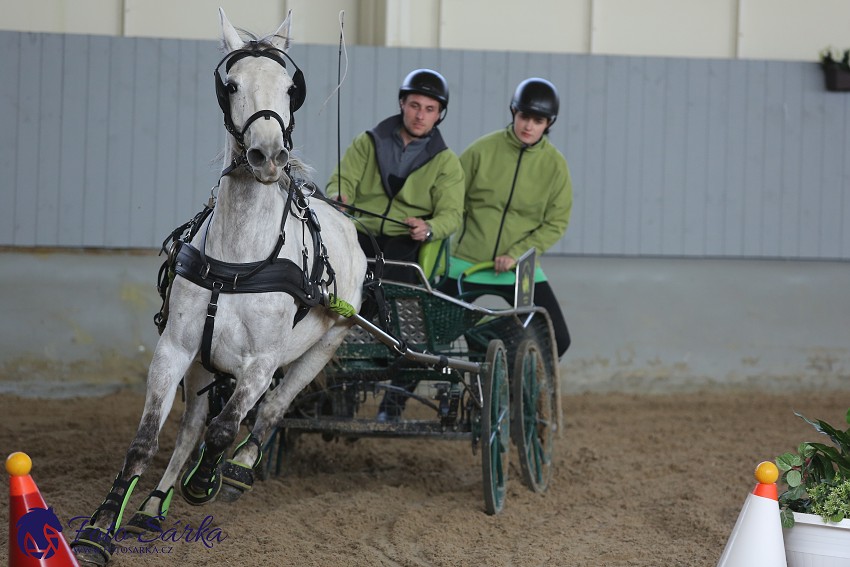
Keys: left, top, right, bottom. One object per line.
{"left": 511, "top": 338, "right": 554, "bottom": 493}
{"left": 481, "top": 339, "right": 510, "bottom": 515}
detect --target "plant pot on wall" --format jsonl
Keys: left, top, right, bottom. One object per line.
{"left": 823, "top": 64, "right": 850, "bottom": 92}
{"left": 820, "top": 48, "right": 850, "bottom": 92}
{"left": 783, "top": 512, "right": 850, "bottom": 566}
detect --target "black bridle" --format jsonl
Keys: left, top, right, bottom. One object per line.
{"left": 213, "top": 41, "right": 306, "bottom": 177}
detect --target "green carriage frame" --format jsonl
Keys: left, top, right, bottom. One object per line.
{"left": 269, "top": 249, "right": 562, "bottom": 515}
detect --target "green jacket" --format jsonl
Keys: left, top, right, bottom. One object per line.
{"left": 454, "top": 126, "right": 572, "bottom": 264}
{"left": 326, "top": 116, "right": 465, "bottom": 239}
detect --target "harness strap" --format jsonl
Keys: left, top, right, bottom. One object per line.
{"left": 155, "top": 204, "right": 215, "bottom": 334}
{"left": 201, "top": 282, "right": 223, "bottom": 373}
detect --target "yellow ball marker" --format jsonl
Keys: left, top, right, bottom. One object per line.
{"left": 754, "top": 460, "right": 779, "bottom": 484}
{"left": 6, "top": 452, "right": 33, "bottom": 477}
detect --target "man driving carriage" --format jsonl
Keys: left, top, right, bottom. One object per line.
{"left": 325, "top": 68, "right": 465, "bottom": 284}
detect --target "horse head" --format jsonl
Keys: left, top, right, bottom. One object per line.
{"left": 216, "top": 8, "right": 305, "bottom": 184}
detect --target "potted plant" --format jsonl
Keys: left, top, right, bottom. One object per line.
{"left": 775, "top": 408, "right": 850, "bottom": 565}
{"left": 819, "top": 47, "right": 850, "bottom": 92}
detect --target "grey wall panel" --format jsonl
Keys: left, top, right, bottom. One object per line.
{"left": 129, "top": 38, "right": 158, "bottom": 247}
{"left": 82, "top": 35, "right": 111, "bottom": 247}
{"left": 2, "top": 30, "right": 850, "bottom": 260}
{"left": 151, "top": 38, "right": 180, "bottom": 242}
{"left": 704, "top": 59, "right": 728, "bottom": 256}
{"left": 559, "top": 55, "right": 588, "bottom": 256}
{"left": 176, "top": 40, "right": 219, "bottom": 224}
{"left": 661, "top": 58, "right": 688, "bottom": 256}
{"left": 683, "top": 59, "right": 710, "bottom": 256}
{"left": 0, "top": 32, "right": 18, "bottom": 244}
{"left": 59, "top": 34, "right": 88, "bottom": 245}
{"left": 104, "top": 37, "right": 134, "bottom": 248}
{"left": 36, "top": 34, "right": 63, "bottom": 246}
{"left": 742, "top": 61, "right": 767, "bottom": 257}
{"left": 820, "top": 91, "right": 846, "bottom": 257}
{"left": 620, "top": 56, "right": 645, "bottom": 257}
{"left": 637, "top": 58, "right": 667, "bottom": 255}
{"left": 722, "top": 62, "right": 748, "bottom": 256}
{"left": 14, "top": 33, "right": 40, "bottom": 246}
{"left": 764, "top": 61, "right": 788, "bottom": 258}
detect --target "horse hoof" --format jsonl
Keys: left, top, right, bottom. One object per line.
{"left": 71, "top": 527, "right": 114, "bottom": 567}
{"left": 219, "top": 459, "right": 255, "bottom": 502}
{"left": 74, "top": 549, "right": 110, "bottom": 567}
{"left": 217, "top": 483, "right": 245, "bottom": 503}
{"left": 123, "top": 512, "right": 163, "bottom": 535}
{"left": 74, "top": 545, "right": 109, "bottom": 567}
{"left": 179, "top": 462, "right": 223, "bottom": 506}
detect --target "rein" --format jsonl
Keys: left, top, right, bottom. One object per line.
{"left": 310, "top": 191, "right": 411, "bottom": 229}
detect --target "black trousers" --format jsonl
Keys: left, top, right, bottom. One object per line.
{"left": 438, "top": 278, "right": 571, "bottom": 357}
{"left": 357, "top": 232, "right": 421, "bottom": 284}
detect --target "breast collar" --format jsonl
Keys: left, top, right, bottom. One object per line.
{"left": 173, "top": 185, "right": 335, "bottom": 322}
{"left": 168, "top": 186, "right": 336, "bottom": 374}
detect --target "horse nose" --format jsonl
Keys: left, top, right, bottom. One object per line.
{"left": 246, "top": 146, "right": 290, "bottom": 170}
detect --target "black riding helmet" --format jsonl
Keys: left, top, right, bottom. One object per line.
{"left": 510, "top": 78, "right": 559, "bottom": 128}
{"left": 399, "top": 68, "right": 449, "bottom": 124}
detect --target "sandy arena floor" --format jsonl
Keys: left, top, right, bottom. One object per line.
{"left": 2, "top": 387, "right": 847, "bottom": 566}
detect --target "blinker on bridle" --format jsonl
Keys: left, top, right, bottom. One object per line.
{"left": 214, "top": 41, "right": 307, "bottom": 177}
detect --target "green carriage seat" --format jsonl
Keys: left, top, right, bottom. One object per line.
{"left": 417, "top": 238, "right": 450, "bottom": 284}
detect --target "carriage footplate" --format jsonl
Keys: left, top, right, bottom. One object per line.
{"left": 221, "top": 434, "right": 263, "bottom": 494}
{"left": 180, "top": 444, "right": 223, "bottom": 505}
{"left": 71, "top": 474, "right": 141, "bottom": 564}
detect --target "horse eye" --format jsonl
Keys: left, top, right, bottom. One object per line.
{"left": 227, "top": 82, "right": 238, "bottom": 94}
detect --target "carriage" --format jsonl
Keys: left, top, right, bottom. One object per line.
{"left": 258, "top": 247, "right": 562, "bottom": 515}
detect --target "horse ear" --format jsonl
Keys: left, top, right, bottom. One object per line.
{"left": 270, "top": 10, "right": 292, "bottom": 52}
{"left": 219, "top": 7, "right": 243, "bottom": 52}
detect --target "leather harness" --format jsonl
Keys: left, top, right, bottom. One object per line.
{"left": 156, "top": 182, "right": 336, "bottom": 374}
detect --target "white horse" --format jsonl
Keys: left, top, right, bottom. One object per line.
{"left": 71, "top": 9, "right": 365, "bottom": 565}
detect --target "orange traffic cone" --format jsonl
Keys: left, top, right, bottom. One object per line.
{"left": 716, "top": 461, "right": 787, "bottom": 567}
{"left": 7, "top": 452, "right": 79, "bottom": 567}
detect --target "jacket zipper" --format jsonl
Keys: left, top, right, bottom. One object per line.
{"left": 492, "top": 146, "right": 527, "bottom": 260}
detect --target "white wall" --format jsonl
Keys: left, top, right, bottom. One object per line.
{"left": 590, "top": 0, "right": 738, "bottom": 58}
{"left": 2, "top": 0, "right": 847, "bottom": 62}
{"left": 440, "top": 0, "right": 591, "bottom": 54}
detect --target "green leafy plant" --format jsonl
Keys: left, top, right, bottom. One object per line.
{"left": 820, "top": 47, "right": 850, "bottom": 72}
{"left": 775, "top": 408, "right": 850, "bottom": 528}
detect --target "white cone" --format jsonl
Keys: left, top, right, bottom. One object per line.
{"left": 717, "top": 491, "right": 787, "bottom": 567}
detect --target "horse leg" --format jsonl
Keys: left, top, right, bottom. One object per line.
{"left": 71, "top": 343, "right": 193, "bottom": 566}
{"left": 124, "top": 363, "right": 212, "bottom": 534}
{"left": 221, "top": 325, "right": 352, "bottom": 500}
{"left": 179, "top": 363, "right": 273, "bottom": 505}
